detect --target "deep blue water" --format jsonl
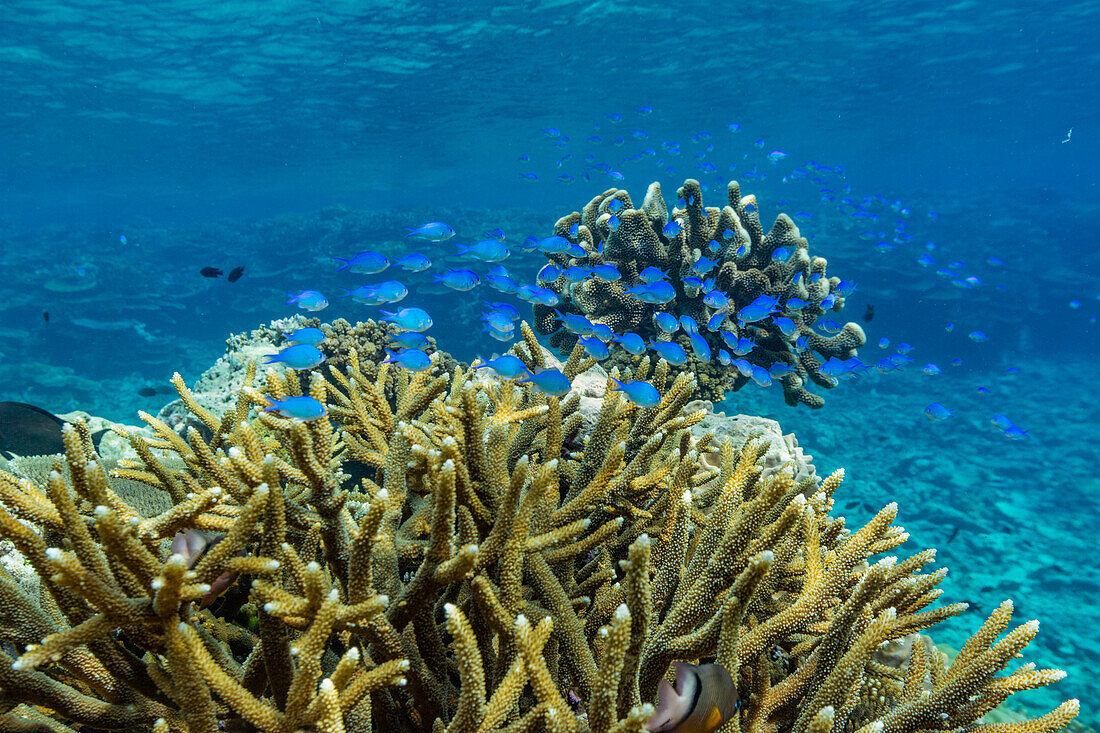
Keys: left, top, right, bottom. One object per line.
{"left": 2, "top": 0, "right": 1098, "bottom": 725}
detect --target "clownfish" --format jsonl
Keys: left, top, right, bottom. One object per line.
{"left": 646, "top": 662, "right": 738, "bottom": 733}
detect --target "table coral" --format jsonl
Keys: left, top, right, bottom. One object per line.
{"left": 0, "top": 325, "right": 1076, "bottom": 731}
{"left": 532, "top": 179, "right": 866, "bottom": 407}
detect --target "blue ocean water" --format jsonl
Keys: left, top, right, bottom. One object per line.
{"left": 2, "top": 0, "right": 1098, "bottom": 724}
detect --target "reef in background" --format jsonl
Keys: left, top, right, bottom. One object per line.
{"left": 533, "top": 180, "right": 866, "bottom": 407}
{"left": 0, "top": 322, "right": 1077, "bottom": 732}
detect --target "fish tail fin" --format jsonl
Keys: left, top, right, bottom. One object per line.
{"left": 262, "top": 355, "right": 280, "bottom": 364}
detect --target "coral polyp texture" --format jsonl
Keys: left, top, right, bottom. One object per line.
{"left": 532, "top": 179, "right": 866, "bottom": 407}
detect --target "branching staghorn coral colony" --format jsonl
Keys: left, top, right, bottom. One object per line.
{"left": 533, "top": 180, "right": 866, "bottom": 407}
{"left": 0, "top": 320, "right": 1079, "bottom": 731}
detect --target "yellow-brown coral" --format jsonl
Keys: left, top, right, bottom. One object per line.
{"left": 0, "top": 324, "right": 1076, "bottom": 732}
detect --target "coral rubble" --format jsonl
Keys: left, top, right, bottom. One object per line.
{"left": 533, "top": 180, "right": 866, "bottom": 407}
{"left": 0, "top": 325, "right": 1077, "bottom": 731}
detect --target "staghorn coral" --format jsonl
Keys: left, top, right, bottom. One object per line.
{"left": 532, "top": 179, "right": 866, "bottom": 407}
{"left": 0, "top": 324, "right": 1076, "bottom": 732}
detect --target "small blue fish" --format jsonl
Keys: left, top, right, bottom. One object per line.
{"left": 264, "top": 344, "right": 325, "bottom": 370}
{"left": 817, "top": 319, "right": 842, "bottom": 334}
{"left": 773, "top": 316, "right": 797, "bottom": 337}
{"left": 537, "top": 264, "right": 563, "bottom": 282}
{"left": 590, "top": 264, "right": 622, "bottom": 282}
{"left": 732, "top": 336, "right": 755, "bottom": 356}
{"left": 474, "top": 354, "right": 530, "bottom": 379}
{"left": 607, "top": 214, "right": 621, "bottom": 231}
{"left": 519, "top": 368, "right": 572, "bottom": 396}
{"left": 679, "top": 315, "right": 700, "bottom": 336}
{"left": 682, "top": 276, "right": 704, "bottom": 290}
{"left": 703, "top": 290, "right": 730, "bottom": 309}
{"left": 589, "top": 323, "right": 615, "bottom": 341}
{"left": 374, "top": 280, "right": 408, "bottom": 303}
{"left": 287, "top": 290, "right": 328, "bottom": 311}
{"left": 485, "top": 275, "right": 518, "bottom": 294}
{"left": 924, "top": 403, "right": 953, "bottom": 421}
{"left": 991, "top": 414, "right": 1013, "bottom": 431}
{"left": 562, "top": 266, "right": 590, "bottom": 283}
{"left": 627, "top": 281, "right": 676, "bottom": 304}
{"left": 707, "top": 239, "right": 722, "bottom": 253}
{"left": 384, "top": 348, "right": 432, "bottom": 371}
{"left": 263, "top": 396, "right": 327, "bottom": 421}
{"left": 922, "top": 363, "right": 942, "bottom": 376}
{"left": 432, "top": 269, "right": 480, "bottom": 291}
{"left": 456, "top": 240, "right": 510, "bottom": 262}
{"left": 706, "top": 312, "right": 726, "bottom": 331}
{"left": 878, "top": 337, "right": 890, "bottom": 349}
{"left": 607, "top": 198, "right": 624, "bottom": 213}
{"left": 750, "top": 365, "right": 772, "bottom": 387}
{"left": 404, "top": 222, "right": 456, "bottom": 242}
{"left": 717, "top": 349, "right": 732, "bottom": 365}
{"left": 482, "top": 310, "right": 514, "bottom": 333}
{"left": 649, "top": 340, "right": 689, "bottom": 366}
{"left": 565, "top": 242, "right": 588, "bottom": 258}
{"left": 639, "top": 267, "right": 669, "bottom": 284}
{"left": 820, "top": 293, "right": 837, "bottom": 309}
{"left": 341, "top": 285, "right": 388, "bottom": 306}
{"left": 610, "top": 378, "right": 661, "bottom": 407}
{"left": 484, "top": 301, "right": 520, "bottom": 320}
{"left": 391, "top": 332, "right": 430, "bottom": 349}
{"left": 662, "top": 221, "right": 683, "bottom": 237}
{"left": 554, "top": 310, "right": 593, "bottom": 335}
{"left": 785, "top": 297, "right": 807, "bottom": 310}
{"left": 1003, "top": 426, "right": 1029, "bottom": 440}
{"left": 768, "top": 363, "right": 796, "bottom": 379}
{"left": 818, "top": 357, "right": 849, "bottom": 378}
{"left": 896, "top": 343, "right": 914, "bottom": 355}
{"left": 537, "top": 236, "right": 572, "bottom": 254}
{"left": 484, "top": 228, "right": 506, "bottom": 241}
{"left": 737, "top": 303, "right": 775, "bottom": 323}
{"left": 692, "top": 256, "right": 718, "bottom": 276}
{"left": 394, "top": 253, "right": 432, "bottom": 271}
{"left": 380, "top": 307, "right": 433, "bottom": 332}
{"left": 654, "top": 312, "right": 679, "bottom": 334}
{"left": 614, "top": 332, "right": 646, "bottom": 355}
{"left": 688, "top": 333, "right": 711, "bottom": 362}
{"left": 334, "top": 251, "right": 390, "bottom": 274}
{"left": 578, "top": 336, "right": 610, "bottom": 359}
{"left": 968, "top": 331, "right": 989, "bottom": 343}
{"left": 285, "top": 327, "right": 325, "bottom": 345}
{"left": 484, "top": 326, "right": 515, "bottom": 342}
{"left": 730, "top": 358, "right": 753, "bottom": 377}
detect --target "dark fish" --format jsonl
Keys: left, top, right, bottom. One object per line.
{"left": 42, "top": 311, "right": 49, "bottom": 323}
{"left": 200, "top": 267, "right": 223, "bottom": 278}
{"left": 946, "top": 526, "right": 959, "bottom": 544}
{"left": 862, "top": 304, "right": 874, "bottom": 323}
{"left": 137, "top": 387, "right": 158, "bottom": 397}
{"left": 0, "top": 402, "right": 65, "bottom": 459}
{"left": 647, "top": 662, "right": 738, "bottom": 732}
{"left": 227, "top": 266, "right": 245, "bottom": 282}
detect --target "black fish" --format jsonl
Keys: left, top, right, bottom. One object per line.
{"left": 862, "top": 304, "right": 874, "bottom": 323}
{"left": 42, "top": 311, "right": 49, "bottom": 323}
{"left": 227, "top": 265, "right": 245, "bottom": 282}
{"left": 200, "top": 267, "right": 223, "bottom": 278}
{"left": 137, "top": 387, "right": 158, "bottom": 397}
{"left": 0, "top": 402, "right": 65, "bottom": 459}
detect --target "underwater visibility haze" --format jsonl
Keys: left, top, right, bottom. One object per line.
{"left": 0, "top": 0, "right": 1097, "bottom": 730}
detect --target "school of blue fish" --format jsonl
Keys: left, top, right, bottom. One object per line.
{"left": 265, "top": 109, "right": 1038, "bottom": 445}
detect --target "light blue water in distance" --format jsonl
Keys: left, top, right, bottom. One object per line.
{"left": 2, "top": 0, "right": 1098, "bottom": 724}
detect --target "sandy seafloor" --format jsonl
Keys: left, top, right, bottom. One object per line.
{"left": 1, "top": 206, "right": 1096, "bottom": 725}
